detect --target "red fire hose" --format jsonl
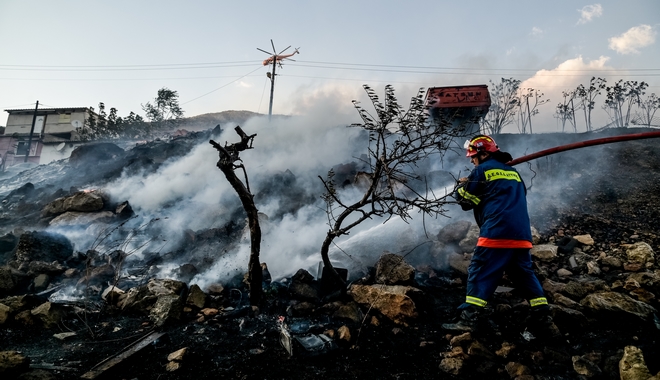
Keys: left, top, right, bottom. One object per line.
{"left": 506, "top": 130, "right": 660, "bottom": 166}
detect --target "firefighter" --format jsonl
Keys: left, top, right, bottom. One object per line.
{"left": 442, "top": 135, "right": 560, "bottom": 338}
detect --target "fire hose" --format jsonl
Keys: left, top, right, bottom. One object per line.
{"left": 506, "top": 130, "right": 660, "bottom": 166}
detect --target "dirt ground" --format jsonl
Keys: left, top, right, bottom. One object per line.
{"left": 2, "top": 132, "right": 660, "bottom": 380}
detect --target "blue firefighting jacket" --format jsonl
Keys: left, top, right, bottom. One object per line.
{"left": 455, "top": 157, "right": 532, "bottom": 248}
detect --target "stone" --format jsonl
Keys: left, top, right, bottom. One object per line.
{"left": 42, "top": 190, "right": 104, "bottom": 216}
{"left": 620, "top": 346, "right": 652, "bottom": 380}
{"left": 495, "top": 342, "right": 516, "bottom": 358}
{"left": 458, "top": 225, "right": 480, "bottom": 253}
{"left": 531, "top": 245, "right": 558, "bottom": 262}
{"left": 102, "top": 286, "right": 125, "bottom": 304}
{"left": 147, "top": 278, "right": 186, "bottom": 297}
{"left": 587, "top": 261, "right": 601, "bottom": 275}
{"left": 206, "top": 283, "right": 224, "bottom": 295}
{"left": 337, "top": 325, "right": 351, "bottom": 342}
{"left": 53, "top": 332, "right": 77, "bottom": 340}
{"left": 0, "top": 267, "right": 16, "bottom": 295}
{"left": 449, "top": 332, "right": 472, "bottom": 348}
{"left": 0, "top": 351, "right": 30, "bottom": 375}
{"left": 149, "top": 294, "right": 183, "bottom": 327}
{"left": 167, "top": 347, "right": 187, "bottom": 362}
{"left": 165, "top": 361, "right": 181, "bottom": 372}
{"left": 332, "top": 302, "right": 364, "bottom": 323}
{"left": 626, "top": 242, "right": 655, "bottom": 265}
{"left": 186, "top": 284, "right": 207, "bottom": 309}
{"left": 467, "top": 341, "right": 495, "bottom": 360}
{"left": 49, "top": 211, "right": 114, "bottom": 227}
{"left": 505, "top": 362, "right": 531, "bottom": 378}
{"left": 374, "top": 252, "right": 415, "bottom": 285}
{"left": 32, "top": 274, "right": 50, "bottom": 292}
{"left": 0, "top": 303, "right": 10, "bottom": 324}
{"left": 580, "top": 291, "right": 657, "bottom": 321}
{"left": 574, "top": 234, "right": 595, "bottom": 245}
{"left": 572, "top": 355, "right": 602, "bottom": 377}
{"left": 448, "top": 253, "right": 471, "bottom": 275}
{"left": 601, "top": 256, "right": 623, "bottom": 268}
{"left": 14, "top": 231, "right": 73, "bottom": 264}
{"left": 436, "top": 220, "right": 471, "bottom": 243}
{"left": 557, "top": 268, "right": 573, "bottom": 277}
{"left": 348, "top": 284, "right": 422, "bottom": 326}
{"left": 31, "top": 302, "right": 66, "bottom": 328}
{"left": 439, "top": 358, "right": 464, "bottom": 375}
{"left": 288, "top": 282, "right": 319, "bottom": 302}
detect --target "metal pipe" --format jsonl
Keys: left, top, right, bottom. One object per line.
{"left": 507, "top": 130, "right": 660, "bottom": 166}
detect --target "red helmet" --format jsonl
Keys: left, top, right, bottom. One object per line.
{"left": 465, "top": 135, "right": 499, "bottom": 157}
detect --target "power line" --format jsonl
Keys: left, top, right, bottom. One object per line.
{"left": 181, "top": 66, "right": 263, "bottom": 105}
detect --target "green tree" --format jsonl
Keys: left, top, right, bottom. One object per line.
{"left": 142, "top": 87, "right": 184, "bottom": 132}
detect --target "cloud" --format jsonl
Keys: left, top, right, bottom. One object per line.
{"left": 517, "top": 55, "right": 613, "bottom": 132}
{"left": 577, "top": 4, "right": 603, "bottom": 24}
{"left": 608, "top": 25, "right": 657, "bottom": 54}
{"left": 531, "top": 27, "right": 543, "bottom": 36}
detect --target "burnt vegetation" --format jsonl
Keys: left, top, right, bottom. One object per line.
{"left": 0, "top": 92, "right": 659, "bottom": 379}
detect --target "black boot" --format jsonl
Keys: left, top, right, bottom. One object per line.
{"left": 527, "top": 307, "right": 562, "bottom": 340}
{"left": 442, "top": 306, "right": 481, "bottom": 332}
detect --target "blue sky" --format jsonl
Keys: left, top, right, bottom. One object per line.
{"left": 1, "top": 0, "right": 658, "bottom": 132}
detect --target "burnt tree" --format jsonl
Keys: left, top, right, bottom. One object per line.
{"left": 210, "top": 127, "right": 262, "bottom": 306}
{"left": 319, "top": 85, "right": 471, "bottom": 286}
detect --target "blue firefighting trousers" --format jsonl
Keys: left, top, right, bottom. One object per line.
{"left": 458, "top": 246, "right": 548, "bottom": 309}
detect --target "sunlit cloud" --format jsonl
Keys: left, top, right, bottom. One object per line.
{"left": 608, "top": 24, "right": 656, "bottom": 54}
{"left": 531, "top": 27, "right": 543, "bottom": 36}
{"left": 577, "top": 4, "right": 603, "bottom": 25}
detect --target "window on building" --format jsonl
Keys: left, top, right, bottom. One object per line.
{"left": 16, "top": 141, "right": 28, "bottom": 156}
{"left": 59, "top": 113, "right": 71, "bottom": 124}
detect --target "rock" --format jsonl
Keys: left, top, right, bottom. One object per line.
{"left": 374, "top": 252, "right": 415, "bottom": 285}
{"left": 580, "top": 291, "right": 657, "bottom": 321}
{"left": 626, "top": 242, "right": 655, "bottom": 266}
{"left": 572, "top": 355, "right": 602, "bottom": 377}
{"left": 286, "top": 301, "right": 315, "bottom": 317}
{"left": 288, "top": 282, "right": 319, "bottom": 302}
{"left": 458, "top": 225, "right": 479, "bottom": 253}
{"left": 31, "top": 302, "right": 67, "bottom": 328}
{"left": 531, "top": 245, "right": 558, "bottom": 262}
{"left": 467, "top": 341, "right": 495, "bottom": 360}
{"left": 495, "top": 342, "right": 516, "bottom": 358}
{"left": 291, "top": 268, "right": 314, "bottom": 283}
{"left": 185, "top": 284, "right": 207, "bottom": 309}
{"left": 167, "top": 347, "right": 187, "bottom": 362}
{"left": 332, "top": 302, "right": 364, "bottom": 323}
{"left": 150, "top": 294, "right": 183, "bottom": 327}
{"left": 437, "top": 220, "right": 471, "bottom": 243}
{"left": 531, "top": 226, "right": 541, "bottom": 245}
{"left": 53, "top": 332, "right": 77, "bottom": 340}
{"left": 0, "top": 267, "right": 16, "bottom": 295}
{"left": 206, "top": 283, "right": 224, "bottom": 295}
{"left": 439, "top": 358, "right": 464, "bottom": 375}
{"left": 449, "top": 332, "right": 472, "bottom": 348}
{"left": 0, "top": 351, "right": 30, "bottom": 375}
{"left": 26, "top": 261, "right": 65, "bottom": 276}
{"left": 349, "top": 284, "right": 422, "bottom": 326}
{"left": 601, "top": 256, "right": 623, "bottom": 268}
{"left": 42, "top": 190, "right": 105, "bottom": 216}
{"left": 505, "top": 362, "right": 531, "bottom": 378}
{"left": 587, "top": 261, "right": 601, "bottom": 275}
{"left": 551, "top": 293, "right": 580, "bottom": 308}
{"left": 14, "top": 231, "right": 73, "bottom": 264}
{"left": 68, "top": 143, "right": 124, "bottom": 168}
{"left": 118, "top": 284, "right": 156, "bottom": 313}
{"left": 337, "top": 325, "right": 351, "bottom": 342}
{"left": 101, "top": 286, "right": 125, "bottom": 304}
{"left": 557, "top": 268, "right": 573, "bottom": 277}
{"left": 448, "top": 253, "right": 471, "bottom": 275}
{"left": 619, "top": 346, "right": 652, "bottom": 380}
{"left": 32, "top": 274, "right": 49, "bottom": 292}
{"left": 77, "top": 264, "right": 115, "bottom": 287}
{"left": 49, "top": 211, "right": 114, "bottom": 227}
{"left": 574, "top": 234, "right": 595, "bottom": 245}
{"left": 165, "top": 361, "right": 181, "bottom": 372}
{"left": 147, "top": 278, "right": 186, "bottom": 297}
{"left": 628, "top": 272, "right": 660, "bottom": 295}
{"left": 0, "top": 303, "right": 10, "bottom": 324}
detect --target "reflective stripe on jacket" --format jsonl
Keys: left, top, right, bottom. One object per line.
{"left": 455, "top": 157, "right": 532, "bottom": 246}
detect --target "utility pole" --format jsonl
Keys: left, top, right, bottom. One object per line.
{"left": 257, "top": 40, "right": 299, "bottom": 122}
{"left": 268, "top": 56, "right": 277, "bottom": 121}
{"left": 24, "top": 100, "right": 39, "bottom": 163}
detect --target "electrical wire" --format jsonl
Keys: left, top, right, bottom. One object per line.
{"left": 181, "top": 65, "right": 263, "bottom": 105}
